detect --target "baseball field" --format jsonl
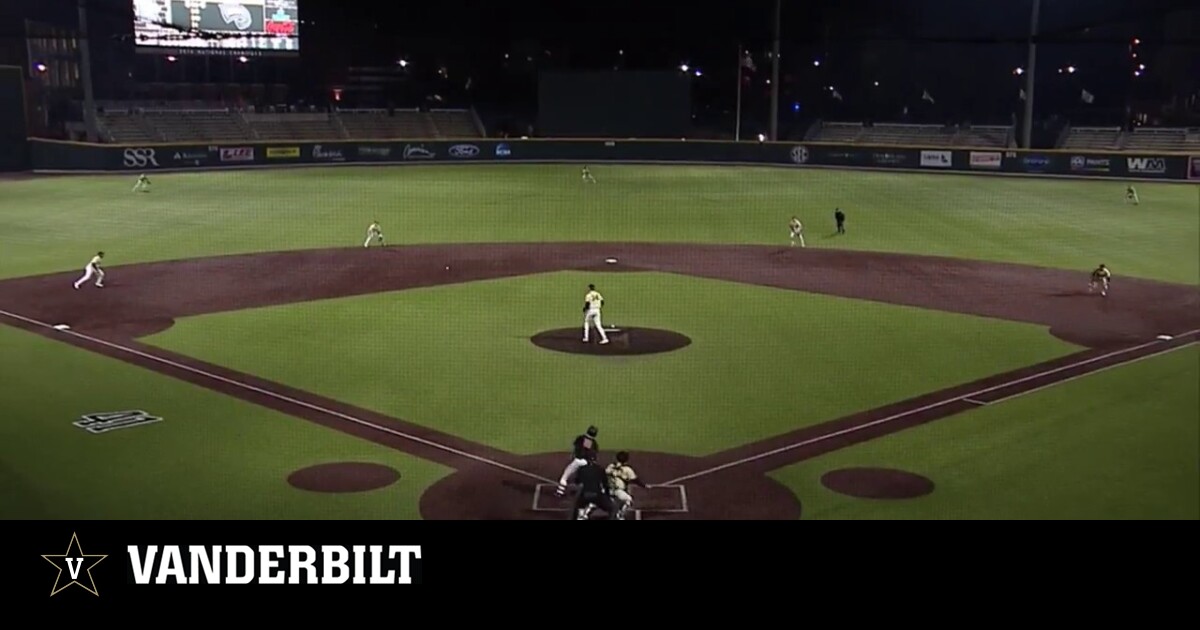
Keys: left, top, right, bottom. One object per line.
{"left": 1, "top": 163, "right": 1197, "bottom": 520}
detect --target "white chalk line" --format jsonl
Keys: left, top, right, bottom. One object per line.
{"left": 0, "top": 307, "right": 555, "bottom": 485}
{"left": 663, "top": 330, "right": 1200, "bottom": 486}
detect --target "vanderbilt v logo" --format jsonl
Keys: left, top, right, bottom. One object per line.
{"left": 42, "top": 533, "right": 107, "bottom": 596}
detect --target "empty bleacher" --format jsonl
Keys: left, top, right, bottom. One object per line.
{"left": 808, "top": 122, "right": 1012, "bottom": 148}
{"left": 1120, "top": 127, "right": 1200, "bottom": 152}
{"left": 338, "top": 109, "right": 436, "bottom": 139}
{"left": 1059, "top": 127, "right": 1122, "bottom": 150}
{"left": 91, "top": 104, "right": 484, "bottom": 143}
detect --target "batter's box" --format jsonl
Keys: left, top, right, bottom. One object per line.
{"left": 532, "top": 483, "right": 688, "bottom": 513}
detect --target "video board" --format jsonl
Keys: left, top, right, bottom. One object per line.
{"left": 132, "top": 0, "right": 300, "bottom": 56}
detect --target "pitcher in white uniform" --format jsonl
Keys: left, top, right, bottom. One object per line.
{"left": 73, "top": 252, "right": 106, "bottom": 289}
{"left": 364, "top": 221, "right": 384, "bottom": 248}
{"left": 582, "top": 283, "right": 609, "bottom": 344}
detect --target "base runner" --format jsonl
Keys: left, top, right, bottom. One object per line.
{"left": 1089, "top": 264, "right": 1111, "bottom": 297}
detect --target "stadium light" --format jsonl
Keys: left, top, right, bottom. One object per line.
{"left": 398, "top": 59, "right": 409, "bottom": 67}
{"left": 812, "top": 60, "right": 820, "bottom": 67}
{"left": 238, "top": 56, "right": 248, "bottom": 63}
{"left": 1013, "top": 67, "right": 1025, "bottom": 75}
{"left": 34, "top": 62, "right": 47, "bottom": 72}
{"left": 1066, "top": 65, "right": 1076, "bottom": 73}
{"left": 694, "top": 69, "right": 702, "bottom": 77}
{"left": 680, "top": 64, "right": 689, "bottom": 72}
{"left": 1134, "top": 70, "right": 1142, "bottom": 77}
{"left": 1132, "top": 38, "right": 1140, "bottom": 45}
{"left": 166, "top": 56, "right": 177, "bottom": 62}
{"left": 1138, "top": 63, "right": 1145, "bottom": 70}
{"left": 873, "top": 81, "right": 880, "bottom": 86}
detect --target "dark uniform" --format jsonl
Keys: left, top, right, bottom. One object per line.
{"left": 834, "top": 208, "right": 846, "bottom": 234}
{"left": 569, "top": 455, "right": 618, "bottom": 520}
{"left": 557, "top": 426, "right": 599, "bottom": 495}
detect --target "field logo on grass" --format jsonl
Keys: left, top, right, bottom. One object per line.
{"left": 126, "top": 544, "right": 422, "bottom": 584}
{"left": 42, "top": 532, "right": 107, "bottom": 596}
{"left": 74, "top": 410, "right": 162, "bottom": 434}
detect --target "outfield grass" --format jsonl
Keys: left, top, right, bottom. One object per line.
{"left": 769, "top": 346, "right": 1200, "bottom": 520}
{"left": 0, "top": 325, "right": 452, "bottom": 519}
{"left": 1, "top": 165, "right": 1196, "bottom": 284}
{"left": 142, "top": 271, "right": 1081, "bottom": 456}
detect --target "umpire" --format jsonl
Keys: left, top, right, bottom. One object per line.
{"left": 569, "top": 452, "right": 619, "bottom": 520}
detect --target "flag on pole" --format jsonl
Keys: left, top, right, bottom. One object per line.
{"left": 922, "top": 90, "right": 935, "bottom": 104}
{"left": 1019, "top": 89, "right": 1026, "bottom": 101}
{"left": 831, "top": 87, "right": 843, "bottom": 101}
{"left": 1081, "top": 89, "right": 1095, "bottom": 104}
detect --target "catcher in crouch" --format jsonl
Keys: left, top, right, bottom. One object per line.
{"left": 605, "top": 451, "right": 648, "bottom": 520}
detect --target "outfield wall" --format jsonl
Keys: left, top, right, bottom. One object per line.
{"left": 26, "top": 137, "right": 1200, "bottom": 182}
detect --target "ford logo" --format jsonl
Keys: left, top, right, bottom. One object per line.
{"left": 449, "top": 144, "right": 480, "bottom": 158}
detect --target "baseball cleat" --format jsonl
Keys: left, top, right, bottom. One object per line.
{"left": 599, "top": 339, "right": 609, "bottom": 345}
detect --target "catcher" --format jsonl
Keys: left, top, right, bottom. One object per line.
{"left": 605, "top": 451, "right": 648, "bottom": 520}
{"left": 1089, "top": 264, "right": 1111, "bottom": 297}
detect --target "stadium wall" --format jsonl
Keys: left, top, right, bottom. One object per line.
{"left": 25, "top": 138, "right": 1200, "bottom": 182}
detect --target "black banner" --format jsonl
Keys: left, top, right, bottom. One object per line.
{"left": 25, "top": 138, "right": 1196, "bottom": 182}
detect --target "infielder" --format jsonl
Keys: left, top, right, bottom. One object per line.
{"left": 557, "top": 425, "right": 599, "bottom": 496}
{"left": 364, "top": 221, "right": 384, "bottom": 248}
{"left": 132, "top": 174, "right": 150, "bottom": 193}
{"left": 605, "top": 451, "right": 648, "bottom": 520}
{"left": 1125, "top": 185, "right": 1139, "bottom": 205}
{"left": 1089, "top": 264, "right": 1111, "bottom": 297}
{"left": 789, "top": 216, "right": 805, "bottom": 247}
{"left": 73, "top": 252, "right": 106, "bottom": 289}
{"left": 581, "top": 165, "right": 596, "bottom": 183}
{"left": 582, "top": 283, "right": 609, "bottom": 344}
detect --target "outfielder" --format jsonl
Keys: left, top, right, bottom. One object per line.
{"left": 557, "top": 425, "right": 599, "bottom": 496}
{"left": 73, "top": 252, "right": 106, "bottom": 289}
{"left": 1089, "top": 264, "right": 1111, "bottom": 297}
{"left": 581, "top": 165, "right": 596, "bottom": 183}
{"left": 789, "top": 216, "right": 805, "bottom": 247}
{"left": 605, "top": 451, "right": 648, "bottom": 520}
{"left": 1125, "top": 185, "right": 1139, "bottom": 205}
{"left": 132, "top": 174, "right": 150, "bottom": 193}
{"left": 582, "top": 283, "right": 609, "bottom": 344}
{"left": 364, "top": 221, "right": 384, "bottom": 248}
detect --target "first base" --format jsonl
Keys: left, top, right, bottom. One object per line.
{"left": 605, "top": 258, "right": 618, "bottom": 264}
{"left": 1156, "top": 335, "right": 1173, "bottom": 341}
{"left": 53, "top": 324, "right": 71, "bottom": 331}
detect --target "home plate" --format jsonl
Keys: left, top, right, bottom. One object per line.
{"left": 1156, "top": 335, "right": 1173, "bottom": 341}
{"left": 53, "top": 324, "right": 71, "bottom": 331}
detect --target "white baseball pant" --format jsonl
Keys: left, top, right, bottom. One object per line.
{"left": 74, "top": 265, "right": 105, "bottom": 288}
{"left": 559, "top": 458, "right": 587, "bottom": 488}
{"left": 583, "top": 309, "right": 608, "bottom": 342}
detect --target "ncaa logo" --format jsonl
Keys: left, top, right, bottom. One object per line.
{"left": 218, "top": 3, "right": 253, "bottom": 30}
{"left": 123, "top": 148, "right": 158, "bottom": 168}
{"left": 790, "top": 146, "right": 809, "bottom": 164}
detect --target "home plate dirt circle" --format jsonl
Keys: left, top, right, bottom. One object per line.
{"left": 419, "top": 452, "right": 803, "bottom": 520}
{"left": 820, "top": 467, "right": 935, "bottom": 499}
{"left": 530, "top": 327, "right": 691, "bottom": 356}
{"left": 288, "top": 462, "right": 401, "bottom": 493}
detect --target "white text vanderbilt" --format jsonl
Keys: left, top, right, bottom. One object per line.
{"left": 127, "top": 545, "right": 422, "bottom": 585}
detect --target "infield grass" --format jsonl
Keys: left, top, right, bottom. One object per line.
{"left": 141, "top": 271, "right": 1082, "bottom": 456}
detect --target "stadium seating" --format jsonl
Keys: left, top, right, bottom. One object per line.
{"left": 808, "top": 122, "right": 1012, "bottom": 148}
{"left": 1120, "top": 127, "right": 1199, "bottom": 151}
{"left": 91, "top": 104, "right": 484, "bottom": 143}
{"left": 1059, "top": 127, "right": 1122, "bottom": 150}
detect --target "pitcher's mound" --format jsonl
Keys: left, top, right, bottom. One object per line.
{"left": 530, "top": 327, "right": 691, "bottom": 356}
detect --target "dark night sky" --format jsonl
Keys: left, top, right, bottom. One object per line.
{"left": 3, "top": 0, "right": 1198, "bottom": 129}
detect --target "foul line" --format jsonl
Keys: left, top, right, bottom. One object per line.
{"left": 0, "top": 308, "right": 555, "bottom": 485}
{"left": 663, "top": 331, "right": 1200, "bottom": 486}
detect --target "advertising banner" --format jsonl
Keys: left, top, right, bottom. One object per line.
{"left": 1190, "top": 156, "right": 1200, "bottom": 181}
{"left": 920, "top": 150, "right": 952, "bottom": 168}
{"left": 311, "top": 144, "right": 347, "bottom": 162}
{"left": 356, "top": 145, "right": 393, "bottom": 160}
{"left": 871, "top": 150, "right": 913, "bottom": 167}
{"left": 220, "top": 147, "right": 255, "bottom": 162}
{"left": 448, "top": 144, "right": 482, "bottom": 159}
{"left": 266, "top": 146, "right": 301, "bottom": 159}
{"left": 1068, "top": 155, "right": 1111, "bottom": 174}
{"left": 1125, "top": 156, "right": 1167, "bottom": 176}
{"left": 969, "top": 151, "right": 1002, "bottom": 169}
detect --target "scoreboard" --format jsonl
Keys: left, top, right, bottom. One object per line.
{"left": 132, "top": 0, "right": 300, "bottom": 56}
